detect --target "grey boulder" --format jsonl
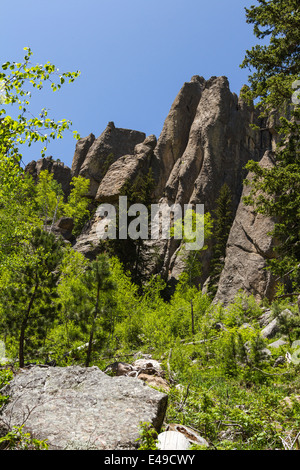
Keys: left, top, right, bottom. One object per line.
{"left": 0, "top": 366, "right": 168, "bottom": 450}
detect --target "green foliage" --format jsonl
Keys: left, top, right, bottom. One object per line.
{"left": 222, "top": 291, "right": 263, "bottom": 328}
{"left": 63, "top": 175, "right": 90, "bottom": 235}
{"left": 0, "top": 47, "right": 80, "bottom": 161}
{"left": 240, "top": 0, "right": 300, "bottom": 294}
{"left": 208, "top": 184, "right": 233, "bottom": 298}
{"left": 136, "top": 422, "right": 158, "bottom": 450}
{"left": 0, "top": 368, "right": 13, "bottom": 407}
{"left": 70, "top": 254, "right": 116, "bottom": 367}
{"left": 1, "top": 44, "right": 300, "bottom": 451}
{"left": 277, "top": 310, "right": 300, "bottom": 344}
{"left": 0, "top": 228, "right": 64, "bottom": 367}
{"left": 165, "top": 319, "right": 300, "bottom": 450}
{"left": 35, "top": 169, "right": 64, "bottom": 225}
{"left": 0, "top": 50, "right": 84, "bottom": 368}
{"left": 105, "top": 168, "right": 155, "bottom": 287}
{"left": 240, "top": 0, "right": 300, "bottom": 109}
{"left": 0, "top": 155, "right": 41, "bottom": 268}
{"left": 1, "top": 245, "right": 299, "bottom": 450}
{"left": 172, "top": 210, "right": 214, "bottom": 288}
{"left": 35, "top": 170, "right": 90, "bottom": 234}
{"left": 0, "top": 425, "right": 48, "bottom": 450}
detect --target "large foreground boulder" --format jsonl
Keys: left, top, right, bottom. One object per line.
{"left": 0, "top": 366, "right": 168, "bottom": 450}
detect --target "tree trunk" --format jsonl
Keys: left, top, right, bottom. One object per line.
{"left": 19, "top": 324, "right": 26, "bottom": 368}
{"left": 19, "top": 284, "right": 38, "bottom": 368}
{"left": 191, "top": 299, "right": 195, "bottom": 337}
{"left": 85, "top": 327, "right": 94, "bottom": 368}
{"left": 85, "top": 284, "right": 100, "bottom": 367}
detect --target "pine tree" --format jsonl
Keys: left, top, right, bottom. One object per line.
{"left": 79, "top": 254, "right": 115, "bottom": 367}
{"left": 208, "top": 184, "right": 233, "bottom": 298}
{"left": 1, "top": 228, "right": 64, "bottom": 367}
{"left": 105, "top": 168, "right": 155, "bottom": 287}
{"left": 240, "top": 0, "right": 300, "bottom": 295}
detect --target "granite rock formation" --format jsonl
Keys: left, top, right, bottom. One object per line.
{"left": 25, "top": 155, "right": 72, "bottom": 198}
{"left": 72, "top": 121, "right": 146, "bottom": 198}
{"left": 95, "top": 134, "right": 157, "bottom": 203}
{"left": 72, "top": 75, "right": 275, "bottom": 295}
{"left": 25, "top": 75, "right": 278, "bottom": 303}
{"left": 152, "top": 76, "right": 270, "bottom": 282}
{"left": 213, "top": 151, "right": 278, "bottom": 305}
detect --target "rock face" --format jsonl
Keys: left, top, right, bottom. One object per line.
{"left": 152, "top": 75, "right": 207, "bottom": 198}
{"left": 154, "top": 76, "right": 269, "bottom": 282}
{"left": 25, "top": 75, "right": 278, "bottom": 303}
{"left": 159, "top": 76, "right": 263, "bottom": 211}
{"left": 72, "top": 122, "right": 146, "bottom": 198}
{"left": 73, "top": 76, "right": 273, "bottom": 280}
{"left": 91, "top": 76, "right": 267, "bottom": 211}
{"left": 214, "top": 151, "right": 277, "bottom": 305}
{"left": 95, "top": 134, "right": 157, "bottom": 203}
{"left": 71, "top": 132, "right": 96, "bottom": 177}
{"left": 25, "top": 156, "right": 72, "bottom": 198}
{"left": 0, "top": 366, "right": 168, "bottom": 450}
{"left": 51, "top": 216, "right": 75, "bottom": 243}
{"left": 81, "top": 77, "right": 279, "bottom": 303}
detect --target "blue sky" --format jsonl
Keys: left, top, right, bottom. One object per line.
{"left": 1, "top": 0, "right": 259, "bottom": 168}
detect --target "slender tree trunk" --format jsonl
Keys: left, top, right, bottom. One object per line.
{"left": 19, "top": 284, "right": 38, "bottom": 368}
{"left": 19, "top": 323, "right": 26, "bottom": 368}
{"left": 85, "top": 327, "right": 95, "bottom": 368}
{"left": 134, "top": 241, "right": 142, "bottom": 283}
{"left": 85, "top": 284, "right": 100, "bottom": 367}
{"left": 50, "top": 196, "right": 61, "bottom": 233}
{"left": 191, "top": 299, "right": 195, "bottom": 337}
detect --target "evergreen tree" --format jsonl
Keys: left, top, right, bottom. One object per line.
{"left": 78, "top": 254, "right": 116, "bottom": 367}
{"left": 208, "top": 184, "right": 233, "bottom": 298}
{"left": 179, "top": 211, "right": 214, "bottom": 289}
{"left": 1, "top": 228, "right": 64, "bottom": 367}
{"left": 240, "top": 0, "right": 300, "bottom": 295}
{"left": 105, "top": 169, "right": 155, "bottom": 287}
{"left": 278, "top": 310, "right": 300, "bottom": 345}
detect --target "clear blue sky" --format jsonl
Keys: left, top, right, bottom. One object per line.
{"left": 0, "top": 0, "right": 259, "bottom": 168}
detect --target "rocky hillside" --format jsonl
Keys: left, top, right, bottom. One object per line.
{"left": 26, "top": 75, "right": 278, "bottom": 305}
{"left": 1, "top": 303, "right": 300, "bottom": 450}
